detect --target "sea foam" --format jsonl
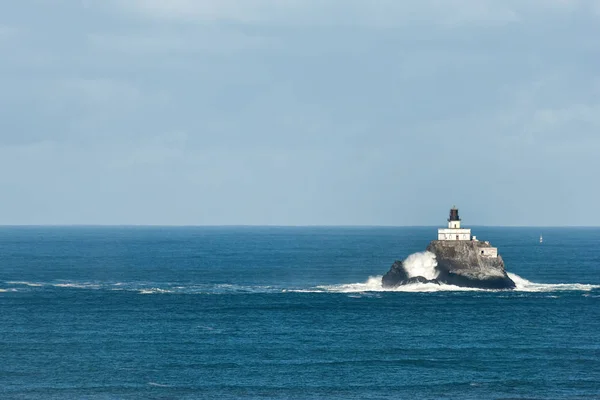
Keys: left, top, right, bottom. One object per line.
{"left": 6, "top": 281, "right": 43, "bottom": 287}
{"left": 302, "top": 249, "right": 600, "bottom": 293}
{"left": 508, "top": 273, "right": 600, "bottom": 292}
{"left": 306, "top": 272, "right": 600, "bottom": 293}
{"left": 403, "top": 251, "right": 439, "bottom": 280}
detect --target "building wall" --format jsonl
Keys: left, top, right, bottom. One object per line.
{"left": 437, "top": 228, "right": 471, "bottom": 241}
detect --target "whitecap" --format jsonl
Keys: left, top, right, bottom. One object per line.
{"left": 138, "top": 288, "right": 173, "bottom": 295}
{"left": 508, "top": 273, "right": 600, "bottom": 292}
{"left": 148, "top": 382, "right": 171, "bottom": 387}
{"left": 6, "top": 281, "right": 43, "bottom": 287}
{"left": 294, "top": 273, "right": 600, "bottom": 294}
{"left": 52, "top": 283, "right": 101, "bottom": 289}
{"left": 292, "top": 276, "right": 483, "bottom": 293}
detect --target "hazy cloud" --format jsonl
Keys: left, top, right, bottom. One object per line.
{"left": 0, "top": 0, "right": 598, "bottom": 225}
{"left": 111, "top": 0, "right": 590, "bottom": 26}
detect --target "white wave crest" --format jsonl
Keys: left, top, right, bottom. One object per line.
{"left": 303, "top": 273, "right": 600, "bottom": 294}
{"left": 139, "top": 288, "right": 173, "bottom": 295}
{"left": 0, "top": 288, "right": 19, "bottom": 293}
{"left": 148, "top": 382, "right": 171, "bottom": 387}
{"left": 6, "top": 281, "right": 43, "bottom": 287}
{"left": 403, "top": 251, "right": 439, "bottom": 280}
{"left": 508, "top": 273, "right": 600, "bottom": 292}
{"left": 308, "top": 276, "right": 481, "bottom": 293}
{"left": 52, "top": 283, "right": 101, "bottom": 289}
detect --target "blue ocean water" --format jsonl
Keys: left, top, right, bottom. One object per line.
{"left": 1, "top": 226, "right": 599, "bottom": 399}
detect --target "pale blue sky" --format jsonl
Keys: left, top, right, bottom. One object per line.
{"left": 1, "top": 0, "right": 599, "bottom": 226}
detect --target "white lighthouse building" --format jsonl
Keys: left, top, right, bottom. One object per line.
{"left": 437, "top": 206, "right": 498, "bottom": 257}
{"left": 437, "top": 206, "right": 472, "bottom": 241}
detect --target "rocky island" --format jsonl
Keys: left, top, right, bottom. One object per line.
{"left": 382, "top": 207, "right": 516, "bottom": 289}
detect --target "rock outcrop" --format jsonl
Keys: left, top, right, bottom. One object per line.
{"left": 382, "top": 241, "right": 516, "bottom": 290}
{"left": 382, "top": 260, "right": 441, "bottom": 287}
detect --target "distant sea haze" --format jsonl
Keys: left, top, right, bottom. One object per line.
{"left": 1, "top": 226, "right": 599, "bottom": 399}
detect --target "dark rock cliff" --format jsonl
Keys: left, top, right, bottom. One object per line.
{"left": 382, "top": 241, "right": 516, "bottom": 290}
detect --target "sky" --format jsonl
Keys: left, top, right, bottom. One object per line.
{"left": 0, "top": 0, "right": 599, "bottom": 226}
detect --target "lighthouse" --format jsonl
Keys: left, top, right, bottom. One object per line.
{"left": 437, "top": 206, "right": 472, "bottom": 241}
{"left": 448, "top": 207, "right": 461, "bottom": 229}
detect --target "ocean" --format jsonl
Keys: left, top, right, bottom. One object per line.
{"left": 1, "top": 226, "right": 599, "bottom": 399}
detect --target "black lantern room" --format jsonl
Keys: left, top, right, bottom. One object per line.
{"left": 448, "top": 206, "right": 460, "bottom": 222}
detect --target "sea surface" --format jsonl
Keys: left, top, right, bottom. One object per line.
{"left": 1, "top": 226, "right": 599, "bottom": 399}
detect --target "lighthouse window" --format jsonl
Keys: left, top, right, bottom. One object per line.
{"left": 481, "top": 250, "right": 484, "bottom": 254}
{"left": 456, "top": 235, "right": 459, "bottom": 240}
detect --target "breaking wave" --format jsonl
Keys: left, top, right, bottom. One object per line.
{"left": 3, "top": 275, "right": 599, "bottom": 295}
{"left": 1, "top": 280, "right": 283, "bottom": 295}
{"left": 507, "top": 273, "right": 600, "bottom": 292}
{"left": 148, "top": 382, "right": 171, "bottom": 388}
{"left": 6, "top": 281, "right": 43, "bottom": 287}
{"left": 403, "top": 251, "right": 439, "bottom": 280}
{"left": 302, "top": 273, "right": 600, "bottom": 293}
{"left": 52, "top": 283, "right": 102, "bottom": 289}
{"left": 139, "top": 288, "right": 174, "bottom": 295}
{"left": 303, "top": 276, "right": 479, "bottom": 293}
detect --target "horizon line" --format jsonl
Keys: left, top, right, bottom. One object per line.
{"left": 1, "top": 224, "right": 599, "bottom": 228}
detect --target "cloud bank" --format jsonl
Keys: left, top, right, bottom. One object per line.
{"left": 0, "top": 0, "right": 598, "bottom": 225}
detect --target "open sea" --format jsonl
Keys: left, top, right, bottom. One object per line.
{"left": 1, "top": 226, "right": 599, "bottom": 399}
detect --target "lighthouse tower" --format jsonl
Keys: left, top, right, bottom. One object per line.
{"left": 437, "top": 206, "right": 472, "bottom": 241}
{"left": 448, "top": 207, "right": 461, "bottom": 229}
